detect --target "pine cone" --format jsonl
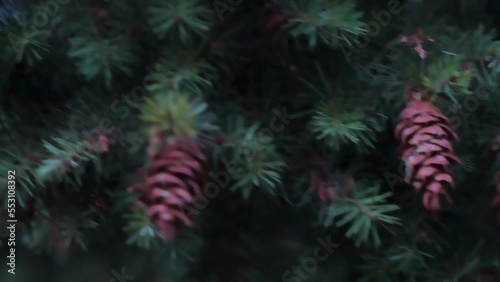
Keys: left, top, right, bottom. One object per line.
{"left": 395, "top": 89, "right": 459, "bottom": 211}
{"left": 128, "top": 135, "right": 205, "bottom": 240}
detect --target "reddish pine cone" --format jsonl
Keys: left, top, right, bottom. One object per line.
{"left": 395, "top": 94, "right": 459, "bottom": 211}
{"left": 128, "top": 136, "right": 205, "bottom": 240}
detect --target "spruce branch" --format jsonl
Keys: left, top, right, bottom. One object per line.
{"left": 34, "top": 130, "right": 111, "bottom": 187}
{"left": 0, "top": 154, "right": 36, "bottom": 208}
{"left": 274, "top": 0, "right": 367, "bottom": 48}
{"left": 146, "top": 50, "right": 217, "bottom": 95}
{"left": 322, "top": 184, "right": 401, "bottom": 248}
{"left": 420, "top": 55, "right": 474, "bottom": 103}
{"left": 147, "top": 0, "right": 214, "bottom": 44}
{"left": 358, "top": 244, "right": 433, "bottom": 282}
{"left": 311, "top": 99, "right": 384, "bottom": 153}
{"left": 21, "top": 214, "right": 99, "bottom": 258}
{"left": 140, "top": 90, "right": 218, "bottom": 142}
{"left": 123, "top": 207, "right": 160, "bottom": 249}
{"left": 68, "top": 33, "right": 135, "bottom": 88}
{"left": 219, "top": 122, "right": 286, "bottom": 199}
{"left": 0, "top": 18, "right": 50, "bottom": 65}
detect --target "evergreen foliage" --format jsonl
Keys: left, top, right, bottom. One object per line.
{"left": 0, "top": 0, "right": 499, "bottom": 281}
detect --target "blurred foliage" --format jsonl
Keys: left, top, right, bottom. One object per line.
{"left": 0, "top": 0, "right": 499, "bottom": 281}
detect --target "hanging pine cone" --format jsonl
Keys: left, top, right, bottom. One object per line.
{"left": 395, "top": 87, "right": 460, "bottom": 211}
{"left": 128, "top": 134, "right": 205, "bottom": 240}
